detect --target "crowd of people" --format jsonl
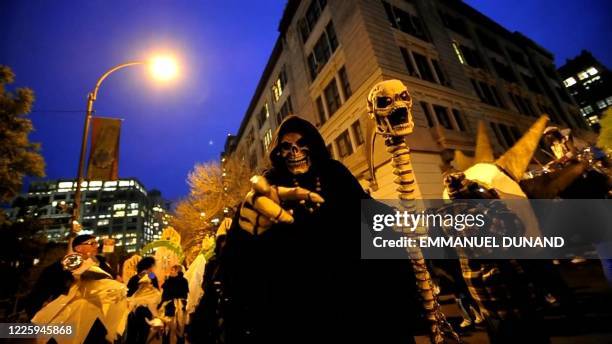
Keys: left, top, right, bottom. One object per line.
{"left": 22, "top": 94, "right": 612, "bottom": 343}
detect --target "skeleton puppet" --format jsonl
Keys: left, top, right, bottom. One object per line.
{"left": 366, "top": 79, "right": 459, "bottom": 343}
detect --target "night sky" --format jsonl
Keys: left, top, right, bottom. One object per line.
{"left": 1, "top": 0, "right": 610, "bottom": 201}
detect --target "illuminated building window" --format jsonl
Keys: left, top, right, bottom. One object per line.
{"left": 263, "top": 129, "right": 273, "bottom": 152}
{"left": 577, "top": 71, "right": 589, "bottom": 80}
{"left": 113, "top": 204, "right": 126, "bottom": 210}
{"left": 97, "top": 219, "right": 109, "bottom": 226}
{"left": 335, "top": 130, "right": 353, "bottom": 158}
{"left": 581, "top": 106, "right": 594, "bottom": 115}
{"left": 115, "top": 211, "right": 125, "bottom": 217}
{"left": 606, "top": 96, "right": 612, "bottom": 106}
{"left": 271, "top": 67, "right": 287, "bottom": 102}
{"left": 258, "top": 103, "right": 269, "bottom": 128}
{"left": 597, "top": 100, "right": 607, "bottom": 109}
{"left": 452, "top": 42, "right": 465, "bottom": 65}
{"left": 586, "top": 67, "right": 598, "bottom": 76}
{"left": 104, "top": 181, "right": 117, "bottom": 187}
{"left": 588, "top": 116, "right": 599, "bottom": 124}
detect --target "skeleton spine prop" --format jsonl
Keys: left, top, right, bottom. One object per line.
{"left": 367, "top": 80, "right": 459, "bottom": 344}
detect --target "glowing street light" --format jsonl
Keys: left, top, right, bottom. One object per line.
{"left": 71, "top": 56, "right": 180, "bottom": 234}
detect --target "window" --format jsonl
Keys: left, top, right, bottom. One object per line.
{"left": 586, "top": 67, "right": 598, "bottom": 76}
{"left": 382, "top": 1, "right": 429, "bottom": 41}
{"left": 563, "top": 77, "right": 577, "bottom": 87}
{"left": 597, "top": 100, "right": 607, "bottom": 109}
{"left": 419, "top": 101, "right": 434, "bottom": 127}
{"left": 335, "top": 130, "right": 353, "bottom": 158}
{"left": 323, "top": 79, "right": 341, "bottom": 117}
{"left": 509, "top": 93, "right": 536, "bottom": 117}
{"left": 351, "top": 120, "right": 364, "bottom": 146}
{"left": 452, "top": 42, "right": 466, "bottom": 65}
{"left": 307, "top": 22, "right": 339, "bottom": 80}
{"left": 459, "top": 45, "right": 486, "bottom": 69}
{"left": 439, "top": 11, "right": 467, "bottom": 36}
{"left": 451, "top": 109, "right": 466, "bottom": 131}
{"left": 433, "top": 105, "right": 452, "bottom": 130}
{"left": 315, "top": 96, "right": 326, "bottom": 125}
{"left": 299, "top": 0, "right": 327, "bottom": 41}
{"left": 412, "top": 52, "right": 435, "bottom": 82}
{"left": 521, "top": 73, "right": 542, "bottom": 94}
{"left": 473, "top": 79, "right": 504, "bottom": 108}
{"left": 249, "top": 154, "right": 257, "bottom": 170}
{"left": 263, "top": 129, "right": 273, "bottom": 152}
{"left": 400, "top": 47, "right": 418, "bottom": 77}
{"left": 246, "top": 129, "right": 255, "bottom": 146}
{"left": 491, "top": 58, "right": 517, "bottom": 83}
{"left": 258, "top": 103, "right": 269, "bottom": 128}
{"left": 278, "top": 96, "right": 293, "bottom": 121}
{"left": 606, "top": 96, "right": 612, "bottom": 106}
{"left": 476, "top": 30, "right": 502, "bottom": 54}
{"left": 431, "top": 59, "right": 449, "bottom": 86}
{"left": 272, "top": 68, "right": 287, "bottom": 102}
{"left": 577, "top": 71, "right": 589, "bottom": 80}
{"left": 338, "top": 66, "right": 352, "bottom": 99}
{"left": 497, "top": 123, "right": 517, "bottom": 147}
{"left": 507, "top": 49, "right": 527, "bottom": 67}
{"left": 581, "top": 105, "right": 594, "bottom": 115}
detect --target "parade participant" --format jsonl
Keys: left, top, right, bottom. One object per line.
{"left": 159, "top": 265, "right": 189, "bottom": 344}
{"left": 208, "top": 115, "right": 419, "bottom": 343}
{"left": 71, "top": 234, "right": 115, "bottom": 277}
{"left": 126, "top": 257, "right": 161, "bottom": 344}
{"left": 31, "top": 252, "right": 129, "bottom": 344}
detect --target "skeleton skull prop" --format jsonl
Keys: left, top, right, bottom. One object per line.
{"left": 367, "top": 79, "right": 414, "bottom": 137}
{"left": 280, "top": 132, "right": 311, "bottom": 175}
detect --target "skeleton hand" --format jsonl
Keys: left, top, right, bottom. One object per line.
{"left": 238, "top": 175, "right": 324, "bottom": 235}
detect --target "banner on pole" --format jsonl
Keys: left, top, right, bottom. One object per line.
{"left": 87, "top": 117, "right": 121, "bottom": 180}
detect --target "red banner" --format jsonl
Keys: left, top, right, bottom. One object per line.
{"left": 87, "top": 117, "right": 121, "bottom": 180}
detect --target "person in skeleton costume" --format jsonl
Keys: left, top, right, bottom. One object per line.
{"left": 442, "top": 116, "right": 553, "bottom": 343}
{"left": 366, "top": 79, "right": 459, "bottom": 343}
{"left": 213, "top": 115, "right": 420, "bottom": 343}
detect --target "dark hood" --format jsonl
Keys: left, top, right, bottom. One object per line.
{"left": 269, "top": 115, "right": 330, "bottom": 173}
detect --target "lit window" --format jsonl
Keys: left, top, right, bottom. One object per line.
{"left": 452, "top": 42, "right": 466, "bottom": 65}
{"left": 104, "top": 181, "right": 117, "bottom": 187}
{"left": 597, "top": 100, "right": 607, "bottom": 109}
{"left": 563, "top": 77, "right": 576, "bottom": 87}
{"left": 97, "top": 219, "right": 109, "bottom": 226}
{"left": 588, "top": 115, "right": 599, "bottom": 125}
{"left": 119, "top": 180, "right": 130, "bottom": 187}
{"left": 89, "top": 181, "right": 102, "bottom": 187}
{"left": 263, "top": 129, "right": 273, "bottom": 152}
{"left": 115, "top": 211, "right": 125, "bottom": 217}
{"left": 113, "top": 204, "right": 126, "bottom": 210}
{"left": 606, "top": 96, "right": 612, "bottom": 105}
{"left": 586, "top": 67, "right": 598, "bottom": 76}
{"left": 582, "top": 105, "right": 594, "bottom": 115}
{"left": 577, "top": 71, "right": 589, "bottom": 80}
{"left": 58, "top": 182, "right": 74, "bottom": 189}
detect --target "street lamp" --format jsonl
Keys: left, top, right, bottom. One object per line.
{"left": 71, "top": 56, "right": 178, "bottom": 233}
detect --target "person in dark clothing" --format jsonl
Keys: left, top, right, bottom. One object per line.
{"left": 205, "top": 116, "right": 420, "bottom": 343}
{"left": 126, "top": 256, "right": 160, "bottom": 344}
{"left": 24, "top": 234, "right": 114, "bottom": 318}
{"left": 162, "top": 265, "right": 189, "bottom": 302}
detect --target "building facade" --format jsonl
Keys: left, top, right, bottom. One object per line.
{"left": 225, "top": 0, "right": 590, "bottom": 199}
{"left": 9, "top": 178, "right": 169, "bottom": 252}
{"left": 558, "top": 50, "right": 612, "bottom": 128}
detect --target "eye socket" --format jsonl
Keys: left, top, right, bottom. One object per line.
{"left": 296, "top": 138, "right": 308, "bottom": 147}
{"left": 399, "top": 91, "right": 411, "bottom": 101}
{"left": 280, "top": 142, "right": 292, "bottom": 150}
{"left": 376, "top": 96, "right": 393, "bottom": 108}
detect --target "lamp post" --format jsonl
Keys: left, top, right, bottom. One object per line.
{"left": 71, "top": 57, "right": 178, "bottom": 234}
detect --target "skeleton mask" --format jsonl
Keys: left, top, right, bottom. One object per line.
{"left": 279, "top": 132, "right": 311, "bottom": 175}
{"left": 367, "top": 79, "right": 414, "bottom": 137}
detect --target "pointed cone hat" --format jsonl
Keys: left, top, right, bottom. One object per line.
{"left": 496, "top": 115, "right": 549, "bottom": 181}
{"left": 454, "top": 150, "right": 474, "bottom": 171}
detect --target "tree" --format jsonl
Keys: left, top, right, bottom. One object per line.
{"left": 0, "top": 65, "right": 45, "bottom": 214}
{"left": 597, "top": 108, "right": 612, "bottom": 151}
{"left": 172, "top": 156, "right": 252, "bottom": 263}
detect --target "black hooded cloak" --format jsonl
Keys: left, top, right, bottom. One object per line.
{"left": 213, "top": 116, "right": 419, "bottom": 343}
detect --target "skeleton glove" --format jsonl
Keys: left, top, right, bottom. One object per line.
{"left": 238, "top": 175, "right": 325, "bottom": 235}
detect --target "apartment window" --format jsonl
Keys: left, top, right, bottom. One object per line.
{"left": 439, "top": 11, "right": 468, "bottom": 36}
{"left": 278, "top": 96, "right": 293, "bottom": 121}
{"left": 299, "top": 0, "right": 328, "bottom": 41}
{"left": 563, "top": 77, "right": 576, "bottom": 87}
{"left": 382, "top": 1, "right": 429, "bottom": 41}
{"left": 507, "top": 49, "right": 527, "bottom": 67}
{"left": 597, "top": 100, "right": 607, "bottom": 109}
{"left": 307, "top": 22, "right": 339, "bottom": 80}
{"left": 433, "top": 105, "right": 453, "bottom": 130}
{"left": 335, "top": 130, "right": 353, "bottom": 158}
{"left": 606, "top": 96, "right": 612, "bottom": 105}
{"left": 431, "top": 59, "right": 449, "bottom": 86}
{"left": 451, "top": 109, "right": 466, "bottom": 131}
{"left": 400, "top": 47, "right": 418, "bottom": 77}
{"left": 419, "top": 101, "right": 434, "bottom": 127}
{"left": 323, "top": 79, "right": 341, "bottom": 117}
{"left": 351, "top": 120, "right": 364, "bottom": 146}
{"left": 521, "top": 73, "right": 542, "bottom": 94}
{"left": 459, "top": 45, "right": 486, "bottom": 69}
{"left": 473, "top": 79, "right": 504, "bottom": 108}
{"left": 246, "top": 129, "right": 255, "bottom": 146}
{"left": 272, "top": 68, "right": 287, "bottom": 102}
{"left": 338, "top": 66, "right": 352, "bottom": 99}
{"left": 476, "top": 30, "right": 502, "bottom": 54}
{"left": 452, "top": 42, "right": 466, "bottom": 65}
{"left": 263, "top": 129, "right": 273, "bottom": 152}
{"left": 491, "top": 58, "right": 517, "bottom": 83}
{"left": 497, "top": 123, "right": 517, "bottom": 147}
{"left": 315, "top": 96, "right": 326, "bottom": 125}
{"left": 581, "top": 105, "right": 593, "bottom": 115}
{"left": 258, "top": 103, "right": 269, "bottom": 128}
{"left": 412, "top": 52, "right": 435, "bottom": 82}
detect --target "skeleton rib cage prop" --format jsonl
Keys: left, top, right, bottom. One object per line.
{"left": 366, "top": 80, "right": 460, "bottom": 343}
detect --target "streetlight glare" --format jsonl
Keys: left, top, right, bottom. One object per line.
{"left": 149, "top": 56, "right": 178, "bottom": 81}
